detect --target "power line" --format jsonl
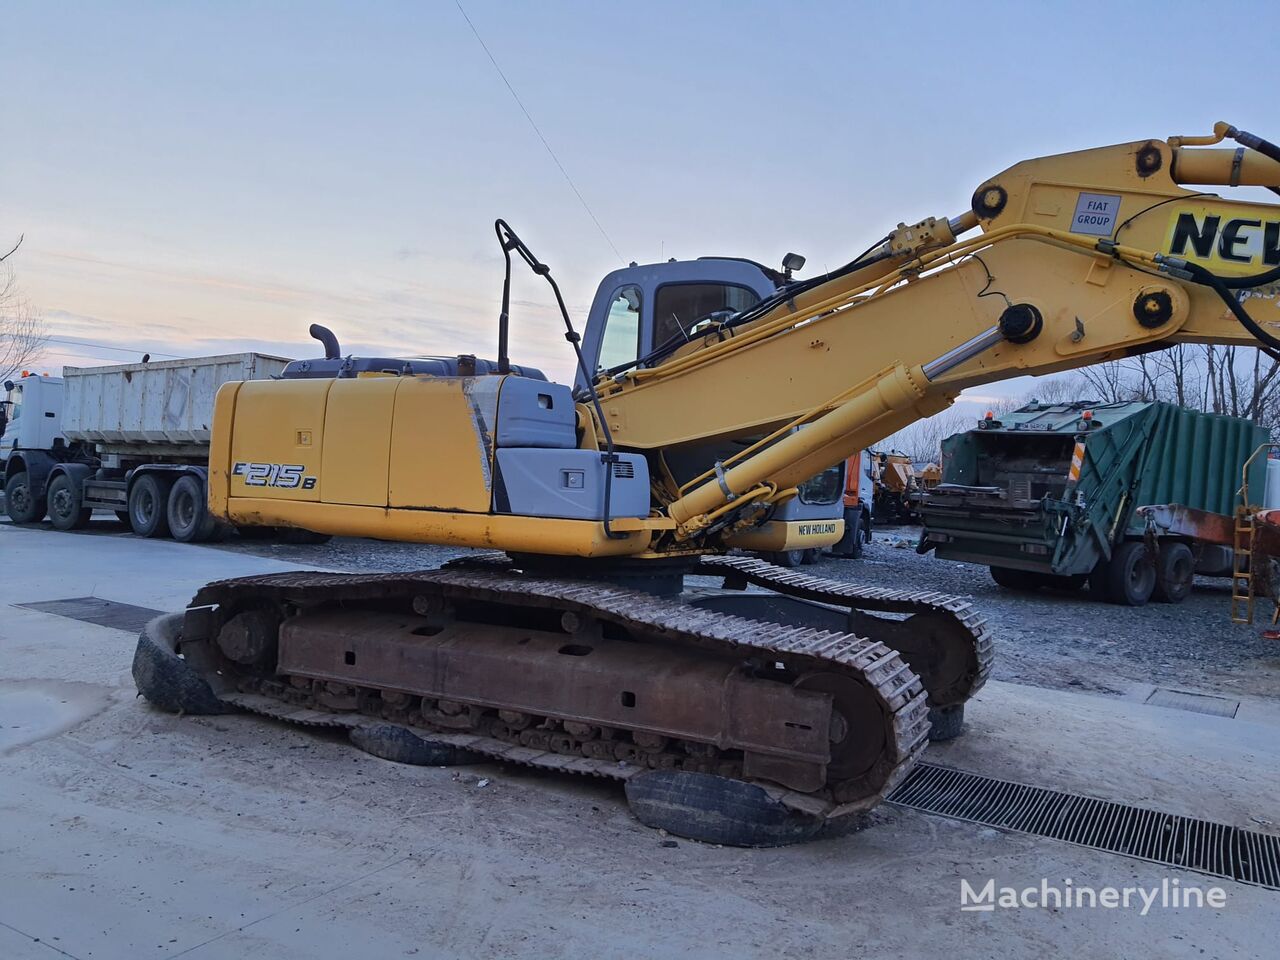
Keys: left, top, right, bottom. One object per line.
{"left": 454, "top": 0, "right": 624, "bottom": 263}
{"left": 43, "top": 336, "right": 181, "bottom": 359}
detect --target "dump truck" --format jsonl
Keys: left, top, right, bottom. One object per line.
{"left": 920, "top": 400, "right": 1270, "bottom": 605}
{"left": 1, "top": 354, "right": 302, "bottom": 542}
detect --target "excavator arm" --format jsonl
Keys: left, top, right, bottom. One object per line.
{"left": 593, "top": 123, "right": 1280, "bottom": 547}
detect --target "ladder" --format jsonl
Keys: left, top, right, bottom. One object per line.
{"left": 1231, "top": 506, "right": 1255, "bottom": 624}
{"left": 1231, "top": 442, "right": 1280, "bottom": 628}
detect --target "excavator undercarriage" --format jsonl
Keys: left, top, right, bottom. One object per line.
{"left": 142, "top": 553, "right": 990, "bottom": 839}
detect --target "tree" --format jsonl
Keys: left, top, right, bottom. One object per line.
{"left": 0, "top": 236, "right": 46, "bottom": 383}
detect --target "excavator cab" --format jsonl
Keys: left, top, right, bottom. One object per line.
{"left": 574, "top": 257, "right": 782, "bottom": 389}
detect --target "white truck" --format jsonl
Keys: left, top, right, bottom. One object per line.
{"left": 0, "top": 353, "right": 316, "bottom": 543}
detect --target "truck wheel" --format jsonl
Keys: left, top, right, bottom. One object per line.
{"left": 847, "top": 509, "right": 864, "bottom": 559}
{"left": 1106, "top": 541, "right": 1155, "bottom": 606}
{"left": 767, "top": 550, "right": 804, "bottom": 568}
{"left": 47, "top": 474, "right": 92, "bottom": 530}
{"left": 129, "top": 474, "right": 173, "bottom": 538}
{"left": 990, "top": 566, "right": 1041, "bottom": 591}
{"left": 4, "top": 471, "right": 46, "bottom": 523}
{"left": 1153, "top": 542, "right": 1195, "bottom": 604}
{"left": 167, "top": 474, "right": 217, "bottom": 543}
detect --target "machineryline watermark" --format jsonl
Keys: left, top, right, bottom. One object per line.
{"left": 960, "top": 878, "right": 1227, "bottom": 916}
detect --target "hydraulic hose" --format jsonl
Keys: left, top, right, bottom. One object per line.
{"left": 1225, "top": 124, "right": 1280, "bottom": 167}
{"left": 1178, "top": 260, "right": 1280, "bottom": 360}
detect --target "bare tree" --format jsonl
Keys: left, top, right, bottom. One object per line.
{"left": 0, "top": 236, "right": 46, "bottom": 383}
{"left": 879, "top": 409, "right": 976, "bottom": 463}
{"left": 1069, "top": 344, "right": 1280, "bottom": 429}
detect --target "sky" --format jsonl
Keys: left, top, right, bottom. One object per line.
{"left": 4, "top": 0, "right": 1278, "bottom": 414}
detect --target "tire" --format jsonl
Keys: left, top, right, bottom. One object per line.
{"left": 928, "top": 703, "right": 965, "bottom": 741}
{"left": 277, "top": 528, "right": 333, "bottom": 545}
{"left": 990, "top": 566, "right": 1042, "bottom": 591}
{"left": 1106, "top": 541, "right": 1156, "bottom": 607}
{"left": 1153, "top": 541, "right": 1195, "bottom": 604}
{"left": 845, "top": 509, "right": 864, "bottom": 559}
{"left": 348, "top": 724, "right": 482, "bottom": 766}
{"left": 132, "top": 613, "right": 232, "bottom": 715}
{"left": 767, "top": 550, "right": 804, "bottom": 568}
{"left": 5, "top": 471, "right": 46, "bottom": 523}
{"left": 129, "top": 473, "right": 173, "bottom": 538}
{"left": 166, "top": 474, "right": 216, "bottom": 543}
{"left": 47, "top": 473, "right": 92, "bottom": 530}
{"left": 624, "top": 770, "right": 825, "bottom": 847}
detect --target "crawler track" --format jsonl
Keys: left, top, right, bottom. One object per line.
{"left": 698, "top": 554, "right": 994, "bottom": 705}
{"left": 181, "top": 564, "right": 933, "bottom": 821}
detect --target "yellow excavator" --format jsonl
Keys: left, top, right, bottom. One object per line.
{"left": 135, "top": 122, "right": 1280, "bottom": 845}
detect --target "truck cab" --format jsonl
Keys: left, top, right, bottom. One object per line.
{"left": 1, "top": 373, "right": 65, "bottom": 464}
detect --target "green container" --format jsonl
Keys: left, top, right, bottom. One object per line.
{"left": 921, "top": 401, "right": 1269, "bottom": 578}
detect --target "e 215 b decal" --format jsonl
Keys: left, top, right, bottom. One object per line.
{"left": 232, "top": 461, "right": 317, "bottom": 489}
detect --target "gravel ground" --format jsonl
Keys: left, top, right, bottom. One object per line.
{"left": 205, "top": 520, "right": 1280, "bottom": 704}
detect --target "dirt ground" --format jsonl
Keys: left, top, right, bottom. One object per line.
{"left": 204, "top": 519, "right": 1280, "bottom": 704}
{"left": 4, "top": 521, "right": 1278, "bottom": 959}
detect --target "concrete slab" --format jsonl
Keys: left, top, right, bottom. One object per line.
{"left": 1, "top": 522, "right": 1276, "bottom": 959}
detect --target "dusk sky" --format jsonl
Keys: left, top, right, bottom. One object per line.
{"left": 5, "top": 1, "right": 1276, "bottom": 412}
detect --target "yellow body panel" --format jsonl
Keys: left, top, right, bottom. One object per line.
{"left": 388, "top": 377, "right": 495, "bottom": 512}
{"left": 321, "top": 378, "right": 398, "bottom": 506}
{"left": 226, "top": 498, "right": 650, "bottom": 557}
{"left": 227, "top": 379, "right": 329, "bottom": 502}
{"left": 725, "top": 519, "right": 844, "bottom": 553}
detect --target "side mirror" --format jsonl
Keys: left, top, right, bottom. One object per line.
{"left": 782, "top": 252, "right": 806, "bottom": 281}
{"left": 2, "top": 380, "right": 13, "bottom": 392}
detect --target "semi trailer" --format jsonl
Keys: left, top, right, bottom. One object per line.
{"left": 1, "top": 353, "right": 304, "bottom": 542}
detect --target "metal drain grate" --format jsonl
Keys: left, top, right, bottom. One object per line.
{"left": 16, "top": 597, "right": 164, "bottom": 634}
{"left": 1145, "top": 688, "right": 1240, "bottom": 718}
{"left": 887, "top": 763, "right": 1279, "bottom": 889}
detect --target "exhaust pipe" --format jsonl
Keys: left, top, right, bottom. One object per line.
{"left": 309, "top": 324, "right": 341, "bottom": 360}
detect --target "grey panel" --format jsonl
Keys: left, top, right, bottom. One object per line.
{"left": 495, "top": 448, "right": 649, "bottom": 520}
{"left": 17, "top": 596, "right": 164, "bottom": 633}
{"left": 495, "top": 378, "right": 575, "bottom": 449}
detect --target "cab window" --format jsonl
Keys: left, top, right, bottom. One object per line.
{"left": 653, "top": 283, "right": 760, "bottom": 347}
{"left": 598, "top": 285, "right": 642, "bottom": 372}
{"left": 798, "top": 464, "right": 844, "bottom": 505}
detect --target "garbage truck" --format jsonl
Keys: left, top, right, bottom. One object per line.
{"left": 919, "top": 400, "right": 1270, "bottom": 605}
{"left": 0, "top": 353, "right": 307, "bottom": 542}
